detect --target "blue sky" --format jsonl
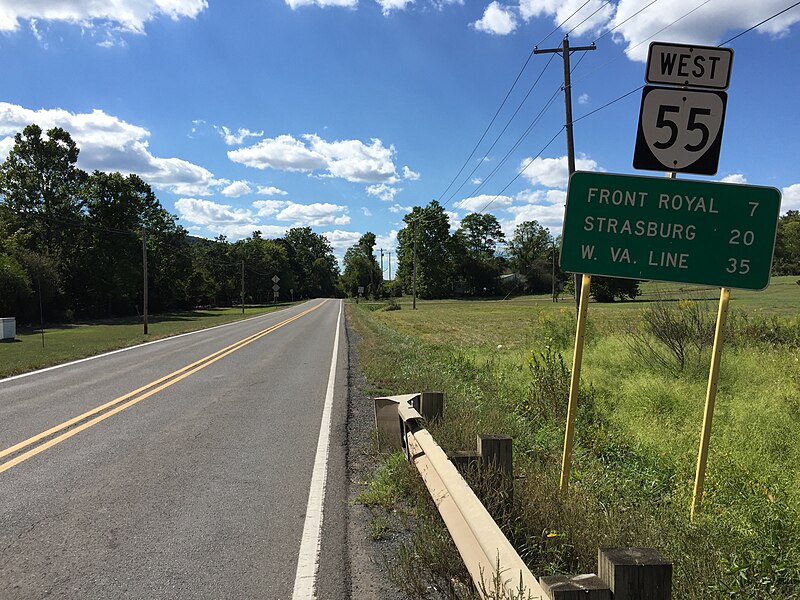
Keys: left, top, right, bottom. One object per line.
{"left": 1, "top": 0, "right": 799, "bottom": 267}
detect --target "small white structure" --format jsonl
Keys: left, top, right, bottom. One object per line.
{"left": 1, "top": 318, "right": 16, "bottom": 341}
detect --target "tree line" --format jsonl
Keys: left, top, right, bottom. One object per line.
{"left": 0, "top": 125, "right": 340, "bottom": 323}
{"left": 2, "top": 125, "right": 798, "bottom": 323}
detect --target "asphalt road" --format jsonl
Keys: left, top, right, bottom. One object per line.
{"left": 0, "top": 299, "right": 349, "bottom": 599}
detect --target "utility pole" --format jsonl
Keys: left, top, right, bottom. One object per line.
{"left": 388, "top": 251, "right": 392, "bottom": 280}
{"left": 241, "top": 260, "right": 245, "bottom": 315}
{"left": 141, "top": 227, "right": 149, "bottom": 335}
{"left": 534, "top": 35, "right": 595, "bottom": 316}
{"left": 412, "top": 221, "right": 418, "bottom": 310}
{"left": 380, "top": 248, "right": 384, "bottom": 279}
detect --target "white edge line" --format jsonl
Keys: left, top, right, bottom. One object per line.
{"left": 0, "top": 302, "right": 309, "bottom": 385}
{"left": 292, "top": 299, "right": 342, "bottom": 600}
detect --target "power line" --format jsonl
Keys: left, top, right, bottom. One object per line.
{"left": 593, "top": 0, "right": 660, "bottom": 43}
{"left": 572, "top": 1, "right": 800, "bottom": 126}
{"left": 720, "top": 0, "right": 800, "bottom": 45}
{"left": 536, "top": 0, "right": 594, "bottom": 47}
{"left": 566, "top": 0, "right": 612, "bottom": 37}
{"left": 441, "top": 53, "right": 557, "bottom": 208}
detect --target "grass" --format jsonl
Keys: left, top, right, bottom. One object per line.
{"left": 349, "top": 275, "right": 800, "bottom": 599}
{"left": 0, "top": 305, "right": 292, "bottom": 379}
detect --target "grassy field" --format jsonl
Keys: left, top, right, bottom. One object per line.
{"left": 351, "top": 275, "right": 800, "bottom": 599}
{"left": 0, "top": 305, "right": 291, "bottom": 379}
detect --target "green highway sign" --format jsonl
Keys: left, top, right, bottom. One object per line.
{"left": 560, "top": 172, "right": 782, "bottom": 290}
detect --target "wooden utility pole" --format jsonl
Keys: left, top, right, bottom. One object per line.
{"left": 141, "top": 227, "right": 149, "bottom": 335}
{"left": 412, "top": 221, "right": 418, "bottom": 310}
{"left": 535, "top": 35, "right": 596, "bottom": 492}
{"left": 534, "top": 35, "right": 595, "bottom": 317}
{"left": 241, "top": 260, "right": 245, "bottom": 315}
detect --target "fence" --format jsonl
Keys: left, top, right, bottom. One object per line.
{"left": 373, "top": 391, "right": 672, "bottom": 600}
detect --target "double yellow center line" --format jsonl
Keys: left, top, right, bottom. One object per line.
{"left": 0, "top": 301, "right": 326, "bottom": 475}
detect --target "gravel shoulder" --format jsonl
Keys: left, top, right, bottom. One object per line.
{"left": 343, "top": 310, "right": 410, "bottom": 600}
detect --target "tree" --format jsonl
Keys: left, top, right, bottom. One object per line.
{"left": 0, "top": 124, "right": 86, "bottom": 259}
{"left": 455, "top": 213, "right": 506, "bottom": 295}
{"left": 396, "top": 201, "right": 456, "bottom": 299}
{"left": 341, "top": 233, "right": 382, "bottom": 297}
{"left": 773, "top": 211, "right": 800, "bottom": 275}
{"left": 281, "top": 227, "right": 339, "bottom": 298}
{"left": 590, "top": 276, "right": 640, "bottom": 302}
{"left": 506, "top": 220, "right": 558, "bottom": 294}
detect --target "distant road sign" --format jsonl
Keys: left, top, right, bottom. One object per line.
{"left": 357, "top": 286, "right": 365, "bottom": 295}
{"left": 561, "top": 172, "right": 781, "bottom": 290}
{"left": 646, "top": 42, "right": 733, "bottom": 89}
{"left": 633, "top": 85, "right": 727, "bottom": 175}
{"left": 272, "top": 284, "right": 280, "bottom": 292}
{"left": 272, "top": 275, "right": 280, "bottom": 283}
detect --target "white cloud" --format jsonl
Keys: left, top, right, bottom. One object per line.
{"left": 446, "top": 211, "right": 461, "bottom": 231}
{"left": 520, "top": 0, "right": 611, "bottom": 36}
{"left": 519, "top": 154, "right": 601, "bottom": 189}
{"left": 515, "top": 189, "right": 566, "bottom": 205}
{"left": 503, "top": 201, "right": 566, "bottom": 236}
{"left": 367, "top": 183, "right": 401, "bottom": 202}
{"left": 471, "top": 177, "right": 483, "bottom": 185}
{"left": 403, "top": 165, "right": 421, "bottom": 180}
{"left": 455, "top": 194, "right": 513, "bottom": 213}
{"left": 376, "top": 230, "right": 398, "bottom": 251}
{"left": 389, "top": 203, "right": 412, "bottom": 214}
{"left": 256, "top": 185, "right": 288, "bottom": 196}
{"left": 0, "top": 102, "right": 221, "bottom": 196}
{"left": 0, "top": 0, "right": 208, "bottom": 34}
{"left": 720, "top": 173, "right": 747, "bottom": 184}
{"left": 782, "top": 183, "right": 800, "bottom": 213}
{"left": 221, "top": 180, "right": 252, "bottom": 197}
{"left": 473, "top": 2, "right": 517, "bottom": 35}
{"left": 175, "top": 198, "right": 252, "bottom": 226}
{"left": 217, "top": 126, "right": 263, "bottom": 146}
{"left": 578, "top": 93, "right": 589, "bottom": 105}
{"left": 376, "top": 0, "right": 414, "bottom": 15}
{"left": 324, "top": 230, "right": 363, "bottom": 251}
{"left": 229, "top": 133, "right": 399, "bottom": 183}
{"left": 608, "top": 0, "right": 800, "bottom": 62}
{"left": 362, "top": 207, "right": 373, "bottom": 217}
{"left": 285, "top": 0, "right": 358, "bottom": 8}
{"left": 275, "top": 202, "right": 350, "bottom": 226}
{"left": 252, "top": 200, "right": 289, "bottom": 217}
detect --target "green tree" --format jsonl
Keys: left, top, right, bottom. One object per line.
{"left": 455, "top": 213, "right": 506, "bottom": 295}
{"left": 506, "top": 220, "right": 558, "bottom": 294}
{"left": 590, "top": 276, "right": 640, "bottom": 302}
{"left": 396, "top": 201, "right": 456, "bottom": 299}
{"left": 341, "top": 233, "right": 382, "bottom": 298}
{"left": 0, "top": 124, "right": 86, "bottom": 259}
{"left": 281, "top": 227, "right": 339, "bottom": 298}
{"left": 773, "top": 210, "right": 800, "bottom": 275}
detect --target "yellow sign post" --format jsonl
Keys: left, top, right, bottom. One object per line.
{"left": 690, "top": 287, "right": 731, "bottom": 520}
{"left": 560, "top": 273, "right": 592, "bottom": 493}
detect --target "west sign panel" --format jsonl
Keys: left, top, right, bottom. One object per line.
{"left": 560, "top": 172, "right": 781, "bottom": 290}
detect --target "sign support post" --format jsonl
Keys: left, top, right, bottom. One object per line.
{"left": 559, "top": 272, "right": 591, "bottom": 493}
{"left": 691, "top": 286, "right": 731, "bottom": 520}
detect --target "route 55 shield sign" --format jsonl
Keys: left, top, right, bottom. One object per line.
{"left": 634, "top": 85, "right": 727, "bottom": 175}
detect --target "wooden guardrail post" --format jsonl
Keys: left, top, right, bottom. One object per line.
{"left": 477, "top": 434, "right": 513, "bottom": 518}
{"left": 597, "top": 548, "right": 672, "bottom": 600}
{"left": 420, "top": 391, "right": 444, "bottom": 423}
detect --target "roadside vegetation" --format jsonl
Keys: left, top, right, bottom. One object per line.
{"left": 0, "top": 305, "right": 287, "bottom": 379}
{"left": 350, "top": 277, "right": 800, "bottom": 599}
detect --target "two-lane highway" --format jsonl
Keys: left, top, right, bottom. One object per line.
{"left": 0, "top": 299, "right": 348, "bottom": 599}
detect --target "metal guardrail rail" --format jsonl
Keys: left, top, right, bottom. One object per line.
{"left": 375, "top": 392, "right": 547, "bottom": 599}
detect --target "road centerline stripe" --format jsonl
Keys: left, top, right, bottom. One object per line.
{"left": 0, "top": 300, "right": 328, "bottom": 474}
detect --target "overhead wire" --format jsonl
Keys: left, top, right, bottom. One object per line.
{"left": 573, "top": 0, "right": 800, "bottom": 126}
{"left": 434, "top": 0, "right": 598, "bottom": 207}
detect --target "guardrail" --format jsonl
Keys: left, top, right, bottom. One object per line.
{"left": 373, "top": 391, "right": 673, "bottom": 600}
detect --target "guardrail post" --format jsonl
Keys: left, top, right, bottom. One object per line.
{"left": 539, "top": 574, "right": 611, "bottom": 599}
{"left": 597, "top": 548, "right": 672, "bottom": 600}
{"left": 478, "top": 434, "right": 513, "bottom": 518}
{"left": 420, "top": 391, "right": 444, "bottom": 423}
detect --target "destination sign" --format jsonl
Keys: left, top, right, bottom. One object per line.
{"left": 560, "top": 172, "right": 781, "bottom": 290}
